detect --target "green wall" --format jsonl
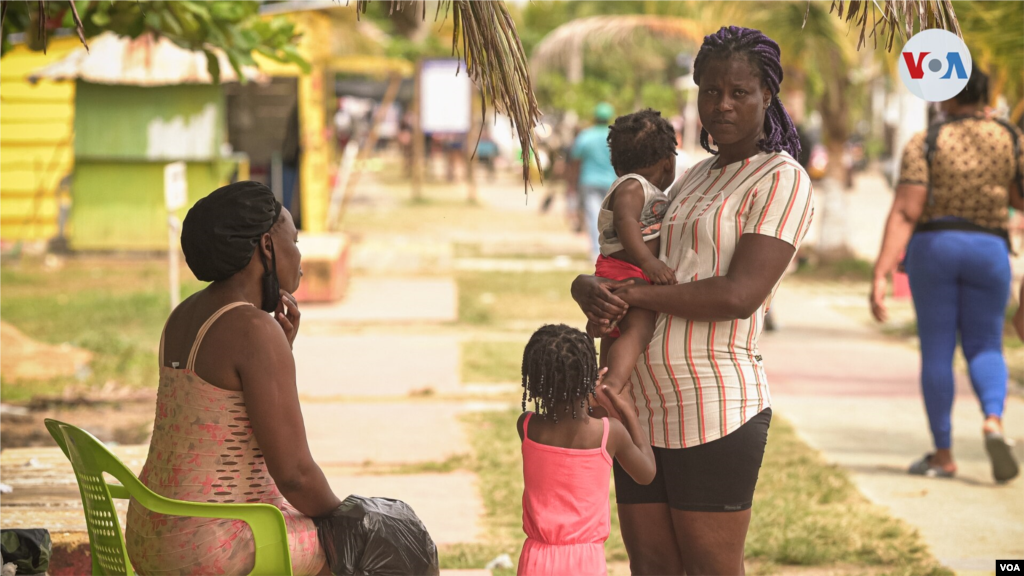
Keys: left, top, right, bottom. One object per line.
{"left": 75, "top": 82, "right": 225, "bottom": 160}
{"left": 70, "top": 161, "right": 232, "bottom": 251}
{"left": 70, "top": 82, "right": 233, "bottom": 250}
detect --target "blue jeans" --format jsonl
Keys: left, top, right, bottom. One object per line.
{"left": 580, "top": 185, "right": 607, "bottom": 259}
{"left": 904, "top": 228, "right": 1011, "bottom": 450}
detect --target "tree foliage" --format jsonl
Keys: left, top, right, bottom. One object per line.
{"left": 0, "top": 1, "right": 308, "bottom": 80}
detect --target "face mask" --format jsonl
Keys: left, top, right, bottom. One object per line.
{"left": 259, "top": 239, "right": 280, "bottom": 314}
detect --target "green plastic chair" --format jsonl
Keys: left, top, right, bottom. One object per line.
{"left": 44, "top": 419, "right": 293, "bottom": 576}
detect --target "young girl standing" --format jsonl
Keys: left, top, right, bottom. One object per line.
{"left": 517, "top": 324, "right": 656, "bottom": 576}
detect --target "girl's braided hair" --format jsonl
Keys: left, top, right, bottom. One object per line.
{"left": 607, "top": 108, "right": 678, "bottom": 175}
{"left": 521, "top": 324, "right": 599, "bottom": 421}
{"left": 693, "top": 26, "right": 802, "bottom": 159}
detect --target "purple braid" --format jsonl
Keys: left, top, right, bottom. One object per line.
{"left": 692, "top": 26, "right": 801, "bottom": 159}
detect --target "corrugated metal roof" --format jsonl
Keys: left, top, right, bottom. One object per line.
{"left": 28, "top": 32, "right": 265, "bottom": 86}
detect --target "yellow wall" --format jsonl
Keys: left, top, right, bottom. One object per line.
{"left": 0, "top": 37, "right": 80, "bottom": 242}
{"left": 255, "top": 11, "right": 333, "bottom": 233}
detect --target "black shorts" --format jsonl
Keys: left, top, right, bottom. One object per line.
{"left": 613, "top": 408, "right": 771, "bottom": 512}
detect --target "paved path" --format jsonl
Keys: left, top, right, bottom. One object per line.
{"left": 294, "top": 333, "right": 461, "bottom": 397}
{"left": 763, "top": 281, "right": 1024, "bottom": 575}
{"left": 302, "top": 277, "right": 457, "bottom": 325}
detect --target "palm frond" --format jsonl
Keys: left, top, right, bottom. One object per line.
{"left": 357, "top": 0, "right": 541, "bottom": 190}
{"left": 827, "top": 0, "right": 961, "bottom": 51}
{"left": 953, "top": 0, "right": 1024, "bottom": 109}
{"left": 531, "top": 15, "right": 705, "bottom": 75}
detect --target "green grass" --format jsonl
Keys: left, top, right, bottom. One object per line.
{"left": 456, "top": 270, "right": 584, "bottom": 326}
{"left": 384, "top": 453, "right": 474, "bottom": 475}
{"left": 438, "top": 543, "right": 513, "bottom": 575}
{"left": 462, "top": 408, "right": 950, "bottom": 575}
{"left": 748, "top": 419, "right": 949, "bottom": 574}
{"left": 794, "top": 257, "right": 875, "bottom": 282}
{"left": 1, "top": 258, "right": 204, "bottom": 399}
{"left": 341, "top": 180, "right": 572, "bottom": 244}
{"left": 462, "top": 340, "right": 524, "bottom": 383}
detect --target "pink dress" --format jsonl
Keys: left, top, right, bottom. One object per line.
{"left": 125, "top": 302, "right": 325, "bottom": 575}
{"left": 518, "top": 412, "right": 611, "bottom": 576}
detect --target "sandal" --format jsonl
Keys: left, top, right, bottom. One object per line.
{"left": 984, "top": 432, "right": 1020, "bottom": 483}
{"left": 908, "top": 453, "right": 956, "bottom": 478}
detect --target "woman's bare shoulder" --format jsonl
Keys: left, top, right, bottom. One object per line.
{"left": 198, "top": 303, "right": 288, "bottom": 362}
{"left": 222, "top": 306, "right": 282, "bottom": 341}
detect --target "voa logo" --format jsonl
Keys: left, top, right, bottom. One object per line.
{"left": 998, "top": 560, "right": 1024, "bottom": 574}
{"left": 898, "top": 28, "right": 972, "bottom": 102}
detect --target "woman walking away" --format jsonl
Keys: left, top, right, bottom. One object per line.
{"left": 871, "top": 68, "right": 1022, "bottom": 483}
{"left": 126, "top": 181, "right": 341, "bottom": 575}
{"left": 572, "top": 26, "right": 813, "bottom": 575}
{"left": 517, "top": 324, "right": 655, "bottom": 576}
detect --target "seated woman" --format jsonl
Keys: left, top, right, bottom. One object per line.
{"left": 126, "top": 181, "right": 340, "bottom": 575}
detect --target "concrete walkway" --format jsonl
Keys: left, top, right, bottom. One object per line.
{"left": 763, "top": 281, "right": 1024, "bottom": 575}
{"left": 286, "top": 230, "right": 497, "bottom": 556}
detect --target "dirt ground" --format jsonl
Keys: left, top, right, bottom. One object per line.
{"left": 0, "top": 399, "right": 155, "bottom": 450}
{"left": 1, "top": 321, "right": 92, "bottom": 382}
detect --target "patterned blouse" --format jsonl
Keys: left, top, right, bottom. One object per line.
{"left": 125, "top": 303, "right": 325, "bottom": 575}
{"left": 898, "top": 115, "right": 1024, "bottom": 230}
{"left": 628, "top": 151, "right": 814, "bottom": 449}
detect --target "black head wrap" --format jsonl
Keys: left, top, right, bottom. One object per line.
{"left": 182, "top": 181, "right": 283, "bottom": 312}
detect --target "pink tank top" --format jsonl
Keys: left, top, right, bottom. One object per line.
{"left": 520, "top": 412, "right": 612, "bottom": 546}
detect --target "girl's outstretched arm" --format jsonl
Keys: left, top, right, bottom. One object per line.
{"left": 599, "top": 386, "right": 656, "bottom": 485}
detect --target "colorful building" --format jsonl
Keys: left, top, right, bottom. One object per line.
{"left": 1, "top": 6, "right": 409, "bottom": 249}
{"left": 0, "top": 36, "right": 79, "bottom": 244}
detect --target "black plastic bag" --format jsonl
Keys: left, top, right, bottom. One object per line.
{"left": 315, "top": 495, "right": 439, "bottom": 576}
{"left": 1, "top": 529, "right": 51, "bottom": 575}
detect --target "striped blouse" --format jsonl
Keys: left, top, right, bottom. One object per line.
{"left": 629, "top": 151, "right": 814, "bottom": 449}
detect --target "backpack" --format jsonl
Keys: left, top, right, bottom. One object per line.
{"left": 924, "top": 115, "right": 1024, "bottom": 206}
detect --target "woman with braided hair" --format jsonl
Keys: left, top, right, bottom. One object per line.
{"left": 571, "top": 26, "right": 814, "bottom": 574}
{"left": 516, "top": 324, "right": 655, "bottom": 576}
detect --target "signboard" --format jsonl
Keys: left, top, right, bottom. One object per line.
{"left": 164, "top": 161, "right": 187, "bottom": 310}
{"left": 420, "top": 59, "right": 472, "bottom": 134}
{"left": 164, "top": 161, "right": 188, "bottom": 211}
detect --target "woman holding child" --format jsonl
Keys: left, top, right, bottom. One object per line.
{"left": 571, "top": 27, "right": 814, "bottom": 575}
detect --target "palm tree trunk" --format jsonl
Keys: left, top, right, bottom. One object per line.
{"left": 814, "top": 51, "right": 853, "bottom": 260}
{"left": 782, "top": 68, "right": 807, "bottom": 126}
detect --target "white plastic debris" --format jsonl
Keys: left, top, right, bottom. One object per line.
{"left": 0, "top": 483, "right": 13, "bottom": 494}
{"left": 485, "top": 554, "right": 514, "bottom": 570}
{"left": 22, "top": 458, "right": 41, "bottom": 468}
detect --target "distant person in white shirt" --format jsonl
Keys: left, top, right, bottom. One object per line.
{"left": 674, "top": 128, "right": 693, "bottom": 181}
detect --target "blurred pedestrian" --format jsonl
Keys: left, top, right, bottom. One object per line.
{"left": 870, "top": 68, "right": 1022, "bottom": 483}
{"left": 569, "top": 103, "right": 618, "bottom": 259}
{"left": 282, "top": 104, "right": 301, "bottom": 229}
{"left": 475, "top": 130, "right": 499, "bottom": 182}
{"left": 673, "top": 126, "right": 693, "bottom": 180}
